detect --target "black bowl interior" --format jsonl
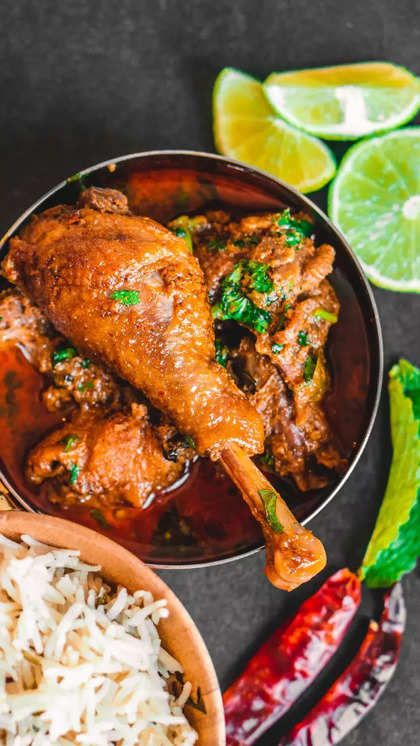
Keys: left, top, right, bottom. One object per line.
{"left": 0, "top": 151, "right": 382, "bottom": 567}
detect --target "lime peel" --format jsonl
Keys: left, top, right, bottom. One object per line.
{"left": 213, "top": 67, "right": 336, "bottom": 194}
{"left": 264, "top": 62, "right": 420, "bottom": 140}
{"left": 329, "top": 128, "right": 420, "bottom": 293}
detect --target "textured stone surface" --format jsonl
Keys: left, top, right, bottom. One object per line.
{"left": 0, "top": 1, "right": 419, "bottom": 743}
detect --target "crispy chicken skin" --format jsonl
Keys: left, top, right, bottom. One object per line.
{"left": 26, "top": 404, "right": 187, "bottom": 508}
{"left": 3, "top": 188, "right": 264, "bottom": 459}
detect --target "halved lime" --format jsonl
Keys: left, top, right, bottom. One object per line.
{"left": 265, "top": 62, "right": 420, "bottom": 140}
{"left": 329, "top": 128, "right": 420, "bottom": 293}
{"left": 213, "top": 68, "right": 336, "bottom": 193}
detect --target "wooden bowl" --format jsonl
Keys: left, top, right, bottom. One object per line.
{"left": 0, "top": 510, "right": 225, "bottom": 745}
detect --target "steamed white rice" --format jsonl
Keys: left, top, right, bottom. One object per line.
{"left": 0, "top": 534, "right": 198, "bottom": 745}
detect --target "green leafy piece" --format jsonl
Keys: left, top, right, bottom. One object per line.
{"left": 271, "top": 342, "right": 284, "bottom": 354}
{"left": 81, "top": 358, "right": 91, "bottom": 369}
{"left": 361, "top": 359, "right": 420, "bottom": 588}
{"left": 77, "top": 382, "right": 94, "bottom": 391}
{"left": 69, "top": 463, "right": 80, "bottom": 485}
{"left": 313, "top": 308, "right": 338, "bottom": 324}
{"left": 277, "top": 208, "right": 313, "bottom": 237}
{"left": 60, "top": 434, "right": 80, "bottom": 453}
{"left": 90, "top": 508, "right": 110, "bottom": 529}
{"left": 303, "top": 352, "right": 317, "bottom": 382}
{"left": 52, "top": 347, "right": 77, "bottom": 365}
{"left": 258, "top": 489, "right": 284, "bottom": 533}
{"left": 174, "top": 226, "right": 193, "bottom": 253}
{"left": 215, "top": 339, "right": 229, "bottom": 367}
{"left": 184, "top": 435, "right": 196, "bottom": 449}
{"left": 285, "top": 232, "right": 302, "bottom": 248}
{"left": 232, "top": 235, "right": 260, "bottom": 248}
{"left": 260, "top": 448, "right": 274, "bottom": 468}
{"left": 277, "top": 208, "right": 314, "bottom": 249}
{"left": 243, "top": 260, "right": 274, "bottom": 294}
{"left": 110, "top": 289, "right": 140, "bottom": 306}
{"left": 215, "top": 261, "right": 273, "bottom": 333}
{"left": 297, "top": 330, "right": 309, "bottom": 346}
{"left": 207, "top": 237, "right": 226, "bottom": 252}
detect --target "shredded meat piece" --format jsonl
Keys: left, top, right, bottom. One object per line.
{"left": 78, "top": 186, "right": 129, "bottom": 214}
{"left": 0, "top": 288, "right": 56, "bottom": 369}
{"left": 26, "top": 404, "right": 191, "bottom": 508}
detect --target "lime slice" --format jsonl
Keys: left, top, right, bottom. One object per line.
{"left": 329, "top": 129, "right": 420, "bottom": 293}
{"left": 213, "top": 68, "right": 336, "bottom": 193}
{"left": 264, "top": 62, "right": 420, "bottom": 140}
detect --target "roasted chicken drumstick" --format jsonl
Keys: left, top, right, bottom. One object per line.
{"left": 3, "top": 187, "right": 326, "bottom": 590}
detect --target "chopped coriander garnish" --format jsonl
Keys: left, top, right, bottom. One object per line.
{"left": 214, "top": 260, "right": 273, "bottom": 334}
{"left": 232, "top": 235, "right": 260, "bottom": 248}
{"left": 110, "top": 289, "right": 140, "bottom": 306}
{"left": 297, "top": 330, "right": 309, "bottom": 346}
{"left": 90, "top": 508, "right": 110, "bottom": 529}
{"left": 258, "top": 488, "right": 283, "bottom": 533}
{"left": 174, "top": 226, "right": 193, "bottom": 253}
{"left": 244, "top": 260, "right": 274, "bottom": 293}
{"left": 271, "top": 342, "right": 284, "bottom": 354}
{"left": 184, "top": 435, "right": 196, "bottom": 449}
{"left": 277, "top": 208, "right": 313, "bottom": 237}
{"left": 220, "top": 285, "right": 271, "bottom": 333}
{"left": 313, "top": 308, "right": 338, "bottom": 324}
{"left": 260, "top": 449, "right": 274, "bottom": 468}
{"left": 277, "top": 208, "right": 314, "bottom": 250}
{"left": 77, "top": 381, "right": 94, "bottom": 391}
{"left": 68, "top": 463, "right": 80, "bottom": 485}
{"left": 285, "top": 232, "right": 301, "bottom": 248}
{"left": 207, "top": 237, "right": 226, "bottom": 252}
{"left": 52, "top": 347, "right": 77, "bottom": 365}
{"left": 60, "top": 434, "right": 80, "bottom": 452}
{"left": 81, "top": 358, "right": 91, "bottom": 369}
{"left": 215, "top": 339, "right": 229, "bottom": 367}
{"left": 303, "top": 352, "right": 317, "bottom": 383}
{"left": 66, "top": 171, "right": 82, "bottom": 184}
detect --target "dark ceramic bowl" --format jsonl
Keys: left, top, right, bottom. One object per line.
{"left": 0, "top": 151, "right": 383, "bottom": 568}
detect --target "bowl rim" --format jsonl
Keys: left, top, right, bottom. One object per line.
{"left": 0, "top": 510, "right": 225, "bottom": 744}
{"left": 0, "top": 149, "right": 384, "bottom": 569}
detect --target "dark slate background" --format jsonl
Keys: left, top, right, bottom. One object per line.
{"left": 0, "top": 1, "right": 419, "bottom": 743}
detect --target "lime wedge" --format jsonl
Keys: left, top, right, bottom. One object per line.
{"left": 265, "top": 62, "right": 420, "bottom": 140}
{"left": 213, "top": 68, "right": 336, "bottom": 193}
{"left": 329, "top": 128, "right": 420, "bottom": 293}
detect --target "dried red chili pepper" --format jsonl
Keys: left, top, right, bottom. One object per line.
{"left": 223, "top": 568, "right": 361, "bottom": 746}
{"left": 278, "top": 582, "right": 406, "bottom": 746}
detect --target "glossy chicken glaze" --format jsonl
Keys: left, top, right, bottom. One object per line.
{"left": 4, "top": 191, "right": 264, "bottom": 459}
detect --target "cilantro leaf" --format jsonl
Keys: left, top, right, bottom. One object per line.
{"left": 214, "top": 261, "right": 272, "bottom": 333}
{"left": 110, "top": 289, "right": 140, "bottom": 306}
{"left": 90, "top": 508, "right": 110, "bottom": 529}
{"left": 313, "top": 308, "right": 338, "bottom": 324}
{"left": 303, "top": 352, "right": 316, "bottom": 382}
{"left": 174, "top": 226, "right": 193, "bottom": 253}
{"left": 60, "top": 434, "right": 80, "bottom": 452}
{"left": 258, "top": 488, "right": 284, "bottom": 533}
{"left": 298, "top": 330, "right": 309, "bottom": 346}
{"left": 215, "top": 339, "right": 229, "bottom": 367}
{"left": 68, "top": 463, "right": 80, "bottom": 485}
{"left": 52, "top": 347, "right": 77, "bottom": 365}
